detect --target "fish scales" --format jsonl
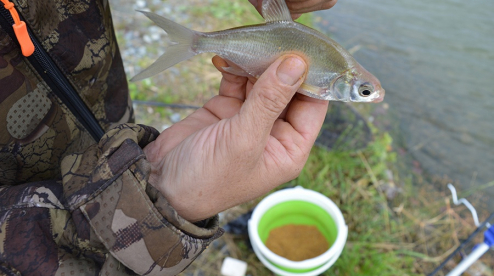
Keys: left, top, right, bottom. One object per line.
{"left": 195, "top": 22, "right": 349, "bottom": 87}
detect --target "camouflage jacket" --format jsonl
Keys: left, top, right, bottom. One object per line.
{"left": 0, "top": 0, "right": 222, "bottom": 275}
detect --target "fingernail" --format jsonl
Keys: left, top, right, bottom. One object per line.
{"left": 276, "top": 57, "right": 306, "bottom": 86}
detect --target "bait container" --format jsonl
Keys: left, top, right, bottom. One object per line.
{"left": 248, "top": 186, "right": 348, "bottom": 276}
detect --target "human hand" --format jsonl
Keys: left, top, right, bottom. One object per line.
{"left": 248, "top": 0, "right": 338, "bottom": 19}
{"left": 143, "top": 55, "right": 328, "bottom": 222}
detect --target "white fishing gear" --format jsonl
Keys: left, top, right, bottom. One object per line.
{"left": 428, "top": 184, "right": 494, "bottom": 276}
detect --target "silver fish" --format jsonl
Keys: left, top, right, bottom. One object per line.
{"left": 131, "top": 0, "right": 385, "bottom": 102}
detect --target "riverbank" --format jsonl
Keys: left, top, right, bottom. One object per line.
{"left": 321, "top": 0, "right": 494, "bottom": 208}
{"left": 109, "top": 0, "right": 493, "bottom": 274}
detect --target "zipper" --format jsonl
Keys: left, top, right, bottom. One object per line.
{"left": 0, "top": 0, "right": 33, "bottom": 56}
{"left": 0, "top": 3, "right": 105, "bottom": 141}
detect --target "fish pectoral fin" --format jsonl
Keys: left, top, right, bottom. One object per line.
{"left": 262, "top": 0, "right": 293, "bottom": 23}
{"left": 221, "top": 66, "right": 252, "bottom": 77}
{"left": 299, "top": 83, "right": 328, "bottom": 99}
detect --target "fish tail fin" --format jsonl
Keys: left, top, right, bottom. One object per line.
{"left": 139, "top": 10, "right": 195, "bottom": 44}
{"left": 130, "top": 11, "right": 198, "bottom": 82}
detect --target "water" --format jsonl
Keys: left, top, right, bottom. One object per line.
{"left": 317, "top": 0, "right": 494, "bottom": 205}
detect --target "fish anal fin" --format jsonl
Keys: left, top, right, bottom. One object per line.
{"left": 299, "top": 83, "right": 328, "bottom": 100}
{"left": 262, "top": 0, "right": 292, "bottom": 23}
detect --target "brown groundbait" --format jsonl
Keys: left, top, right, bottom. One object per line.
{"left": 265, "top": 224, "right": 330, "bottom": 261}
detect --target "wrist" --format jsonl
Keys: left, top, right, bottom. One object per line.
{"left": 143, "top": 142, "right": 162, "bottom": 190}
{"left": 143, "top": 148, "right": 208, "bottom": 222}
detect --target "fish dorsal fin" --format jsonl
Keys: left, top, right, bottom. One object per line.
{"left": 262, "top": 0, "right": 292, "bottom": 23}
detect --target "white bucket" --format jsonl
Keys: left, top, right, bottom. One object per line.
{"left": 248, "top": 186, "right": 348, "bottom": 276}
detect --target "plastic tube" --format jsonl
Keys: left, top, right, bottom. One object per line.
{"left": 445, "top": 243, "right": 490, "bottom": 276}
{"left": 447, "top": 184, "right": 480, "bottom": 227}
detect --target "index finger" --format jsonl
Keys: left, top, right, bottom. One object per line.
{"left": 285, "top": 0, "right": 338, "bottom": 13}
{"left": 285, "top": 93, "right": 329, "bottom": 143}
{"left": 212, "top": 55, "right": 248, "bottom": 101}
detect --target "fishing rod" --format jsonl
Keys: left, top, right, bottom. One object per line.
{"left": 428, "top": 185, "right": 494, "bottom": 276}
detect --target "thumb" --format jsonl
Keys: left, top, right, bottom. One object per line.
{"left": 239, "top": 55, "right": 307, "bottom": 137}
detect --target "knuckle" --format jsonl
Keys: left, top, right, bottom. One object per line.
{"left": 256, "top": 85, "right": 290, "bottom": 116}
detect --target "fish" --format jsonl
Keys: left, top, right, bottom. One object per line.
{"left": 131, "top": 0, "right": 385, "bottom": 102}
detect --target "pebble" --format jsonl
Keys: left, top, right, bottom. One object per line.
{"left": 134, "top": 0, "right": 146, "bottom": 9}
{"left": 220, "top": 257, "right": 247, "bottom": 276}
{"left": 138, "top": 46, "right": 147, "bottom": 56}
{"left": 150, "top": 33, "right": 161, "bottom": 42}
{"left": 170, "top": 113, "right": 182, "bottom": 123}
{"left": 143, "top": 34, "right": 153, "bottom": 44}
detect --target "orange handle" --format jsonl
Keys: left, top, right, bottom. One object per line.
{"left": 2, "top": 0, "right": 35, "bottom": 56}
{"left": 13, "top": 21, "right": 34, "bottom": 56}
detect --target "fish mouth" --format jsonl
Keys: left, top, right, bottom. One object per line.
{"left": 372, "top": 86, "right": 385, "bottom": 103}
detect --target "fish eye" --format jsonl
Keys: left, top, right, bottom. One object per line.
{"left": 358, "top": 84, "right": 374, "bottom": 97}
{"left": 361, "top": 89, "right": 371, "bottom": 96}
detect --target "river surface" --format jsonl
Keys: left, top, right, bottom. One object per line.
{"left": 316, "top": 0, "right": 494, "bottom": 205}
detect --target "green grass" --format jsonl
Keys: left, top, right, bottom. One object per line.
{"left": 286, "top": 132, "right": 418, "bottom": 275}
{"left": 295, "top": 13, "right": 314, "bottom": 27}
{"left": 284, "top": 130, "right": 491, "bottom": 275}
{"left": 184, "top": 125, "right": 492, "bottom": 275}
{"left": 291, "top": 133, "right": 419, "bottom": 275}
{"left": 189, "top": 0, "right": 263, "bottom": 25}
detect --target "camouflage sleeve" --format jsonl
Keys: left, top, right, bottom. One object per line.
{"left": 0, "top": 123, "right": 223, "bottom": 276}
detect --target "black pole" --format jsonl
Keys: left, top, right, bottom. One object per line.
{"left": 427, "top": 212, "right": 494, "bottom": 276}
